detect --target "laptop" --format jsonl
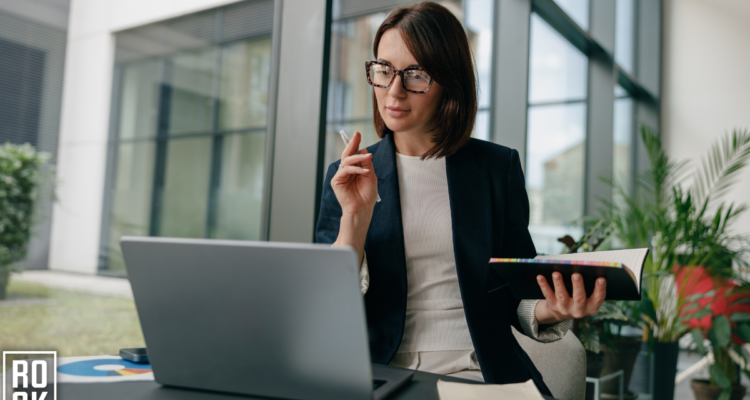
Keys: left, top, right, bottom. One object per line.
{"left": 121, "top": 236, "right": 413, "bottom": 400}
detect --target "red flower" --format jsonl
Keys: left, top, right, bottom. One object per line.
{"left": 675, "top": 266, "right": 750, "bottom": 344}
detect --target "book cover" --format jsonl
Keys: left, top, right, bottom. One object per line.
{"left": 489, "top": 249, "right": 649, "bottom": 301}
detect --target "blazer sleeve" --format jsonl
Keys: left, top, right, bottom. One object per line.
{"left": 501, "top": 149, "right": 538, "bottom": 331}
{"left": 315, "top": 162, "right": 342, "bottom": 244}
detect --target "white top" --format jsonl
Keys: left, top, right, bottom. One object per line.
{"left": 394, "top": 152, "right": 473, "bottom": 352}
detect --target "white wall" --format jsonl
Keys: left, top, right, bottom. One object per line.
{"left": 662, "top": 0, "right": 750, "bottom": 237}
{"left": 49, "top": 0, "right": 242, "bottom": 273}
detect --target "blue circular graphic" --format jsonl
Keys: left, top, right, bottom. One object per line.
{"left": 57, "top": 359, "right": 152, "bottom": 377}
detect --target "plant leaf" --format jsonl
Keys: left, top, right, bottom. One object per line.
{"left": 710, "top": 363, "right": 733, "bottom": 389}
{"left": 731, "top": 312, "right": 750, "bottom": 322}
{"left": 717, "top": 388, "right": 731, "bottom": 400}
{"left": 693, "top": 129, "right": 750, "bottom": 206}
{"left": 738, "top": 323, "right": 750, "bottom": 344}
{"left": 639, "top": 295, "right": 657, "bottom": 323}
{"left": 710, "top": 316, "right": 732, "bottom": 349}
{"left": 691, "top": 329, "right": 706, "bottom": 355}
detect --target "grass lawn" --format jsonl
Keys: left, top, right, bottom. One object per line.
{"left": 0, "top": 280, "right": 145, "bottom": 371}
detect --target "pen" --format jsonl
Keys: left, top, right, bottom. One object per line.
{"left": 339, "top": 130, "right": 381, "bottom": 202}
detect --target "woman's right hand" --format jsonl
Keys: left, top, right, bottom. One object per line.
{"left": 331, "top": 132, "right": 377, "bottom": 266}
{"left": 331, "top": 131, "right": 378, "bottom": 216}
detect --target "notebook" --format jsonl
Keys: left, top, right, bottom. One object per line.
{"left": 489, "top": 248, "right": 649, "bottom": 301}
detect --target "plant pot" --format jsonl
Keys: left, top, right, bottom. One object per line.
{"left": 653, "top": 341, "right": 680, "bottom": 400}
{"left": 585, "top": 351, "right": 605, "bottom": 400}
{"left": 628, "top": 340, "right": 651, "bottom": 394}
{"left": 600, "top": 337, "right": 642, "bottom": 399}
{"left": 586, "top": 350, "right": 604, "bottom": 377}
{"left": 690, "top": 379, "right": 746, "bottom": 400}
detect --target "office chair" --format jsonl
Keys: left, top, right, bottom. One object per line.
{"left": 513, "top": 327, "right": 586, "bottom": 400}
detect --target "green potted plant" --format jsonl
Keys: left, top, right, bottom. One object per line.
{"left": 0, "top": 142, "right": 50, "bottom": 300}
{"left": 595, "top": 127, "right": 750, "bottom": 400}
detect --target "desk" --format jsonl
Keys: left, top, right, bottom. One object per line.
{"left": 52, "top": 367, "right": 556, "bottom": 400}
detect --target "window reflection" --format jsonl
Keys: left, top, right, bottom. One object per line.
{"left": 106, "top": 36, "right": 272, "bottom": 272}
{"left": 118, "top": 60, "right": 160, "bottom": 140}
{"left": 526, "top": 104, "right": 586, "bottom": 254}
{"left": 615, "top": 0, "right": 635, "bottom": 73}
{"left": 613, "top": 86, "right": 633, "bottom": 199}
{"left": 219, "top": 38, "right": 273, "bottom": 130}
{"left": 213, "top": 133, "right": 266, "bottom": 240}
{"left": 168, "top": 49, "right": 216, "bottom": 136}
{"left": 553, "top": 0, "right": 589, "bottom": 30}
{"left": 158, "top": 137, "right": 213, "bottom": 238}
{"left": 528, "top": 14, "right": 587, "bottom": 104}
{"left": 526, "top": 13, "right": 588, "bottom": 255}
{"left": 106, "top": 141, "right": 156, "bottom": 273}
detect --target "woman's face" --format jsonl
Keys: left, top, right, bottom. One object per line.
{"left": 374, "top": 29, "right": 443, "bottom": 135}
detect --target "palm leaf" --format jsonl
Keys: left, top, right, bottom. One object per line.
{"left": 693, "top": 129, "right": 750, "bottom": 206}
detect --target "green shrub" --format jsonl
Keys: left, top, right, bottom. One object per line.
{"left": 0, "top": 143, "right": 51, "bottom": 299}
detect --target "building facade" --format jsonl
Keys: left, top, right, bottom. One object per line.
{"left": 0, "top": 0, "right": 70, "bottom": 270}
{"left": 50, "top": 0, "right": 664, "bottom": 274}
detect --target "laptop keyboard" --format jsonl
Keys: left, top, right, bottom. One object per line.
{"left": 373, "top": 379, "right": 387, "bottom": 390}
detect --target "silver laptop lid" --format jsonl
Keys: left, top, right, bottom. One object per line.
{"left": 121, "top": 237, "right": 373, "bottom": 400}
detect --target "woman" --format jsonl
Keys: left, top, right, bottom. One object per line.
{"left": 315, "top": 2, "right": 606, "bottom": 394}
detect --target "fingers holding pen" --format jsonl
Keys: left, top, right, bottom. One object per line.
{"left": 340, "top": 152, "right": 373, "bottom": 168}
{"left": 341, "top": 131, "right": 363, "bottom": 160}
{"left": 338, "top": 165, "right": 371, "bottom": 176}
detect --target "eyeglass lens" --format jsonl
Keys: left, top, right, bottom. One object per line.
{"left": 369, "top": 64, "right": 431, "bottom": 92}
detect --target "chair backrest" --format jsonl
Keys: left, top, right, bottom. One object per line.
{"left": 512, "top": 327, "right": 586, "bottom": 400}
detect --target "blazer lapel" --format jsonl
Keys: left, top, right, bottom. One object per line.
{"left": 446, "top": 143, "right": 493, "bottom": 294}
{"left": 363, "top": 134, "right": 408, "bottom": 362}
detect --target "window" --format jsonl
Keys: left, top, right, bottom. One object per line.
{"left": 522, "top": 0, "right": 661, "bottom": 254}
{"left": 526, "top": 13, "right": 587, "bottom": 254}
{"left": 102, "top": 1, "right": 274, "bottom": 273}
{"left": 613, "top": 85, "right": 633, "bottom": 198}
{"left": 553, "top": 0, "right": 589, "bottom": 30}
{"left": 615, "top": 0, "right": 635, "bottom": 74}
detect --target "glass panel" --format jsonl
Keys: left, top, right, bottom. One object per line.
{"left": 526, "top": 103, "right": 586, "bottom": 255}
{"left": 473, "top": 109, "right": 490, "bottom": 141}
{"left": 613, "top": 96, "right": 633, "bottom": 193}
{"left": 118, "top": 60, "right": 160, "bottom": 139}
{"left": 328, "top": 14, "right": 384, "bottom": 126}
{"left": 158, "top": 136, "right": 212, "bottom": 237}
{"left": 218, "top": 37, "right": 273, "bottom": 131}
{"left": 528, "top": 14, "right": 588, "bottom": 104}
{"left": 106, "top": 141, "right": 156, "bottom": 272}
{"left": 554, "top": 0, "right": 589, "bottom": 30}
{"left": 213, "top": 133, "right": 266, "bottom": 240}
{"left": 465, "top": 0, "right": 494, "bottom": 109}
{"left": 168, "top": 48, "right": 216, "bottom": 135}
{"left": 615, "top": 0, "right": 635, "bottom": 73}
{"left": 614, "top": 84, "right": 628, "bottom": 97}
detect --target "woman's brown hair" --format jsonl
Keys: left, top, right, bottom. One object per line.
{"left": 372, "top": 2, "right": 477, "bottom": 159}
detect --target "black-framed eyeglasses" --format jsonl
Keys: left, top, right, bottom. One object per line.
{"left": 365, "top": 61, "right": 434, "bottom": 94}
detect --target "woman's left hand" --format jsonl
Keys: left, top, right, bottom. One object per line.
{"left": 534, "top": 272, "right": 606, "bottom": 324}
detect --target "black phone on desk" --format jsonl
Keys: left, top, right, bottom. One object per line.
{"left": 120, "top": 347, "right": 149, "bottom": 363}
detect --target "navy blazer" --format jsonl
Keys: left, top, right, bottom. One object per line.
{"left": 315, "top": 133, "right": 550, "bottom": 394}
